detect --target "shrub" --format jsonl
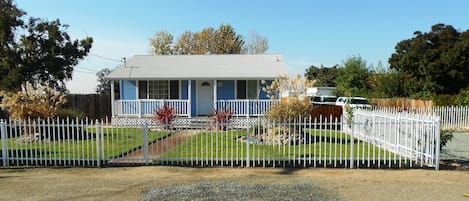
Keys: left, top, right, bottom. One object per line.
{"left": 440, "top": 129, "right": 454, "bottom": 150}
{"left": 432, "top": 94, "right": 457, "bottom": 106}
{"left": 151, "top": 104, "right": 176, "bottom": 129}
{"left": 455, "top": 89, "right": 469, "bottom": 105}
{"left": 262, "top": 74, "right": 316, "bottom": 100}
{"left": 267, "top": 97, "right": 313, "bottom": 122}
{"left": 0, "top": 83, "right": 67, "bottom": 119}
{"left": 211, "top": 108, "right": 233, "bottom": 131}
{"left": 56, "top": 108, "right": 86, "bottom": 120}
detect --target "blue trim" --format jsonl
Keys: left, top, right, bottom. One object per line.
{"left": 190, "top": 80, "right": 197, "bottom": 116}
{"left": 181, "top": 80, "right": 188, "bottom": 100}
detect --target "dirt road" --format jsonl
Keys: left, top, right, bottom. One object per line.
{"left": 0, "top": 167, "right": 468, "bottom": 201}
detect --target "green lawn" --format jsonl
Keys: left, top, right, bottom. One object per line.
{"left": 5, "top": 127, "right": 169, "bottom": 160}
{"left": 162, "top": 129, "right": 396, "bottom": 160}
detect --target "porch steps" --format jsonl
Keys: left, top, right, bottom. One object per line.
{"left": 189, "top": 117, "right": 213, "bottom": 128}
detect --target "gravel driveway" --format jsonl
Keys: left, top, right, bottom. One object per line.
{"left": 140, "top": 181, "right": 341, "bottom": 201}
{"left": 0, "top": 167, "right": 468, "bottom": 201}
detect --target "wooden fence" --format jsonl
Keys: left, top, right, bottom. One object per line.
{"left": 370, "top": 98, "right": 433, "bottom": 109}
{"left": 311, "top": 105, "right": 342, "bottom": 120}
{"left": 63, "top": 94, "right": 111, "bottom": 119}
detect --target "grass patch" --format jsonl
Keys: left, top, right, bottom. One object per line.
{"left": 162, "top": 129, "right": 396, "bottom": 160}
{"left": 4, "top": 127, "right": 169, "bottom": 160}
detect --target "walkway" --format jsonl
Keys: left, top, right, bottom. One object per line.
{"left": 110, "top": 129, "right": 203, "bottom": 164}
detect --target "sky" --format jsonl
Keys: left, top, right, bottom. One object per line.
{"left": 14, "top": 0, "right": 469, "bottom": 93}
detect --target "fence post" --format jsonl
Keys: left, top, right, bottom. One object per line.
{"left": 350, "top": 117, "right": 355, "bottom": 169}
{"left": 1, "top": 120, "right": 7, "bottom": 167}
{"left": 435, "top": 118, "right": 441, "bottom": 171}
{"left": 246, "top": 126, "right": 250, "bottom": 167}
{"left": 101, "top": 122, "right": 105, "bottom": 165}
{"left": 95, "top": 120, "right": 101, "bottom": 167}
{"left": 143, "top": 121, "right": 149, "bottom": 165}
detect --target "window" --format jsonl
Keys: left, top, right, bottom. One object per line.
{"left": 169, "top": 80, "right": 179, "bottom": 99}
{"left": 236, "top": 80, "right": 258, "bottom": 99}
{"left": 114, "top": 80, "right": 120, "bottom": 100}
{"left": 236, "top": 80, "right": 246, "bottom": 99}
{"left": 138, "top": 81, "right": 147, "bottom": 99}
{"left": 247, "top": 80, "right": 257, "bottom": 99}
{"left": 149, "top": 80, "right": 168, "bottom": 99}
{"left": 137, "top": 80, "right": 179, "bottom": 99}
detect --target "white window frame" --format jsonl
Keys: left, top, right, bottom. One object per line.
{"left": 137, "top": 80, "right": 181, "bottom": 99}
{"left": 235, "top": 80, "right": 259, "bottom": 100}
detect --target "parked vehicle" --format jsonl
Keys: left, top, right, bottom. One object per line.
{"left": 311, "top": 95, "right": 337, "bottom": 105}
{"left": 335, "top": 97, "right": 372, "bottom": 109}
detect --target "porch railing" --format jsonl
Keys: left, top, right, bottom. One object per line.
{"left": 216, "top": 100, "right": 278, "bottom": 117}
{"left": 113, "top": 99, "right": 190, "bottom": 117}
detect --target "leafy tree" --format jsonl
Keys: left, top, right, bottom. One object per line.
{"left": 373, "top": 69, "right": 406, "bottom": 98}
{"left": 192, "top": 27, "right": 217, "bottom": 54}
{"left": 335, "top": 56, "right": 371, "bottom": 97}
{"left": 96, "top": 68, "right": 111, "bottom": 94}
{"left": 242, "top": 31, "right": 269, "bottom": 54}
{"left": 214, "top": 24, "right": 244, "bottom": 54}
{"left": 455, "top": 89, "right": 469, "bottom": 105}
{"left": 173, "top": 31, "right": 194, "bottom": 55}
{"left": 0, "top": 0, "right": 93, "bottom": 92}
{"left": 149, "top": 30, "right": 174, "bottom": 55}
{"left": 0, "top": 0, "right": 26, "bottom": 90}
{"left": 150, "top": 24, "right": 257, "bottom": 55}
{"left": 389, "top": 23, "right": 469, "bottom": 97}
{"left": 304, "top": 64, "right": 339, "bottom": 87}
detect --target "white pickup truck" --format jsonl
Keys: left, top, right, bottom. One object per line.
{"left": 335, "top": 97, "right": 372, "bottom": 109}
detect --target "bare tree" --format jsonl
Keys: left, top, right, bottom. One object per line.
{"left": 242, "top": 31, "right": 269, "bottom": 54}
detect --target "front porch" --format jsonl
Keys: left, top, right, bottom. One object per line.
{"left": 112, "top": 99, "right": 278, "bottom": 117}
{"left": 106, "top": 54, "right": 286, "bottom": 118}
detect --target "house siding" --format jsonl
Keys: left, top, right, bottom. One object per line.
{"left": 120, "top": 80, "right": 136, "bottom": 100}
{"left": 217, "top": 80, "right": 235, "bottom": 100}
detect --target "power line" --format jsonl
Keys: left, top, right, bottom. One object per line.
{"left": 75, "top": 66, "right": 98, "bottom": 72}
{"left": 74, "top": 69, "right": 96, "bottom": 74}
{"left": 90, "top": 53, "right": 124, "bottom": 62}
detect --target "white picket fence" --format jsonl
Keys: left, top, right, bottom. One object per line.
{"left": 0, "top": 111, "right": 441, "bottom": 169}
{"left": 376, "top": 106, "right": 469, "bottom": 130}
{"left": 349, "top": 109, "right": 440, "bottom": 169}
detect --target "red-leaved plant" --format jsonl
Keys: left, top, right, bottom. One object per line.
{"left": 151, "top": 104, "right": 176, "bottom": 129}
{"left": 211, "top": 108, "right": 233, "bottom": 131}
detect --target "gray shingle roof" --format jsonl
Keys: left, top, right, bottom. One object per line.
{"left": 106, "top": 54, "right": 287, "bottom": 80}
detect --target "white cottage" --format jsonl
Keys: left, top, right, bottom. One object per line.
{"left": 106, "top": 54, "right": 287, "bottom": 117}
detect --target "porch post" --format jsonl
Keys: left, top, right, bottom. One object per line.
{"left": 213, "top": 80, "right": 217, "bottom": 111}
{"left": 188, "top": 80, "right": 192, "bottom": 118}
{"left": 110, "top": 81, "right": 115, "bottom": 117}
